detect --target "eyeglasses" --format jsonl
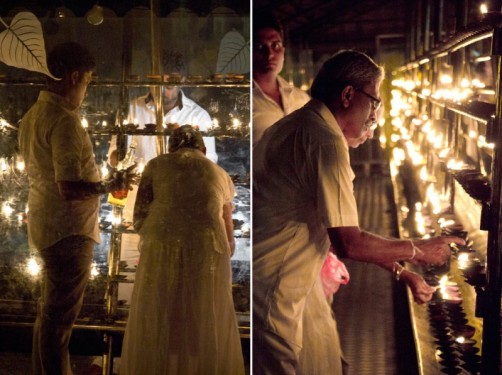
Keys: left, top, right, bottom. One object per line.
{"left": 356, "top": 89, "right": 381, "bottom": 111}
{"left": 254, "top": 41, "right": 284, "bottom": 54}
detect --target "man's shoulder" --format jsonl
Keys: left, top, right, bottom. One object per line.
{"left": 179, "top": 93, "right": 211, "bottom": 120}
{"left": 277, "top": 102, "right": 333, "bottom": 134}
{"left": 277, "top": 76, "right": 310, "bottom": 101}
{"left": 180, "top": 93, "right": 204, "bottom": 109}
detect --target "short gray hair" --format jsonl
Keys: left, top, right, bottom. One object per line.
{"left": 310, "top": 50, "right": 384, "bottom": 103}
{"left": 168, "top": 125, "right": 205, "bottom": 153}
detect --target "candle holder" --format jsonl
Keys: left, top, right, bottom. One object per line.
{"left": 450, "top": 168, "right": 491, "bottom": 203}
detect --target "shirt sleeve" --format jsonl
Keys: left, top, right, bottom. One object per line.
{"left": 316, "top": 136, "right": 359, "bottom": 228}
{"left": 51, "top": 114, "right": 85, "bottom": 182}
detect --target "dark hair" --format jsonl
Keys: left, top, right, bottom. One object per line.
{"left": 168, "top": 125, "right": 206, "bottom": 153}
{"left": 253, "top": 9, "right": 284, "bottom": 40}
{"left": 310, "top": 50, "right": 384, "bottom": 104}
{"left": 161, "top": 49, "right": 186, "bottom": 75}
{"left": 47, "top": 41, "right": 96, "bottom": 81}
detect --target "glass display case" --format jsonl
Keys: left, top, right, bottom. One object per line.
{"left": 0, "top": 4, "right": 250, "bottom": 371}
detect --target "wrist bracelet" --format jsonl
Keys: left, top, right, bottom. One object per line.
{"left": 393, "top": 262, "right": 404, "bottom": 281}
{"left": 409, "top": 240, "right": 423, "bottom": 260}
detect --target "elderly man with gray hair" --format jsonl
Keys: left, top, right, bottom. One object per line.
{"left": 252, "top": 50, "right": 465, "bottom": 374}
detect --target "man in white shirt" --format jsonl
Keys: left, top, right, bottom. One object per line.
{"left": 252, "top": 11, "right": 310, "bottom": 146}
{"left": 253, "top": 49, "right": 464, "bottom": 375}
{"left": 107, "top": 84, "right": 216, "bottom": 222}
{"left": 19, "top": 42, "right": 134, "bottom": 375}
{"left": 109, "top": 86, "right": 216, "bottom": 165}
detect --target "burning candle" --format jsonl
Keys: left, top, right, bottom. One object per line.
{"left": 16, "top": 158, "right": 25, "bottom": 171}
{"left": 112, "top": 211, "right": 122, "bottom": 227}
{"left": 90, "top": 262, "right": 99, "bottom": 279}
{"left": 458, "top": 253, "right": 471, "bottom": 269}
{"left": 26, "top": 256, "right": 41, "bottom": 277}
{"left": 212, "top": 118, "right": 219, "bottom": 129}
{"left": 232, "top": 118, "right": 241, "bottom": 129}
{"left": 2, "top": 202, "right": 13, "bottom": 217}
{"left": 455, "top": 336, "right": 476, "bottom": 348}
{"left": 0, "top": 158, "right": 8, "bottom": 172}
{"left": 438, "top": 275, "right": 462, "bottom": 303}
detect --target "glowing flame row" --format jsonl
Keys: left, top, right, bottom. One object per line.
{"left": 82, "top": 117, "right": 245, "bottom": 131}
{"left": 392, "top": 76, "right": 487, "bottom": 95}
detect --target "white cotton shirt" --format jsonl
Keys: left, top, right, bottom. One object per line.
{"left": 252, "top": 75, "right": 310, "bottom": 146}
{"left": 109, "top": 90, "right": 216, "bottom": 164}
{"left": 18, "top": 91, "right": 101, "bottom": 250}
{"left": 253, "top": 99, "right": 359, "bottom": 365}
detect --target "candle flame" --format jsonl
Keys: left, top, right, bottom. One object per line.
{"left": 26, "top": 256, "right": 41, "bottom": 276}
{"left": 90, "top": 262, "right": 99, "bottom": 279}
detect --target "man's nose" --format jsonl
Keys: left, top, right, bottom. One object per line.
{"left": 370, "top": 109, "right": 378, "bottom": 122}
{"left": 261, "top": 45, "right": 278, "bottom": 57}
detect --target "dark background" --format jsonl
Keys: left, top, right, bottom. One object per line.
{"left": 0, "top": 0, "right": 249, "bottom": 17}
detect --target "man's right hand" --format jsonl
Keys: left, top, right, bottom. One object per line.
{"left": 410, "top": 236, "right": 465, "bottom": 266}
{"left": 107, "top": 164, "right": 139, "bottom": 192}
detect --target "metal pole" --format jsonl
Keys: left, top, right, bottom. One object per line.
{"left": 415, "top": 0, "right": 423, "bottom": 57}
{"left": 101, "top": 205, "right": 123, "bottom": 374}
{"left": 434, "top": 0, "right": 444, "bottom": 47}
{"left": 424, "top": 0, "right": 431, "bottom": 52}
{"left": 150, "top": 0, "right": 164, "bottom": 155}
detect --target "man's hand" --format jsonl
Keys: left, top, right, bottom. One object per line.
{"left": 107, "top": 163, "right": 139, "bottom": 192}
{"left": 410, "top": 236, "right": 465, "bottom": 266}
{"left": 400, "top": 270, "right": 437, "bottom": 304}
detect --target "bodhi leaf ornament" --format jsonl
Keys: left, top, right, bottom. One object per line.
{"left": 0, "top": 12, "right": 59, "bottom": 80}
{"left": 216, "top": 30, "right": 250, "bottom": 74}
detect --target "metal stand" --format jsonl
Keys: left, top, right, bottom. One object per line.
{"left": 101, "top": 204, "right": 124, "bottom": 375}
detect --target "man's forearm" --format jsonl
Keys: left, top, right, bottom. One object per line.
{"left": 57, "top": 180, "right": 114, "bottom": 201}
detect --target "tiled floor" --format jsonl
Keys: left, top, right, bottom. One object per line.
{"left": 332, "top": 172, "right": 418, "bottom": 375}
{"left": 0, "top": 350, "right": 250, "bottom": 374}
{"left": 0, "top": 352, "right": 102, "bottom": 375}
{"left": 0, "top": 334, "right": 250, "bottom": 374}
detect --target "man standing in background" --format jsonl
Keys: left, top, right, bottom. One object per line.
{"left": 19, "top": 42, "right": 134, "bottom": 375}
{"left": 252, "top": 11, "right": 310, "bottom": 146}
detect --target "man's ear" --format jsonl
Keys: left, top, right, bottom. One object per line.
{"left": 202, "top": 147, "right": 207, "bottom": 155}
{"left": 341, "top": 85, "right": 354, "bottom": 108}
{"left": 70, "top": 70, "right": 80, "bottom": 85}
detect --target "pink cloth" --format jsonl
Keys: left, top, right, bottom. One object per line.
{"left": 320, "top": 249, "right": 350, "bottom": 297}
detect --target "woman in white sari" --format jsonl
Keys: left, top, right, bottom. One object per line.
{"left": 120, "top": 125, "right": 245, "bottom": 375}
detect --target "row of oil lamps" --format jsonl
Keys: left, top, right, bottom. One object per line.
{"left": 389, "top": 82, "right": 487, "bottom": 372}
{"left": 81, "top": 117, "right": 249, "bottom": 131}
